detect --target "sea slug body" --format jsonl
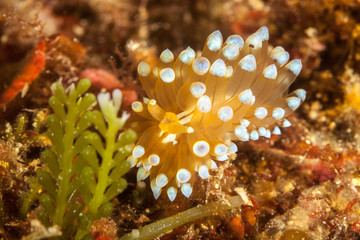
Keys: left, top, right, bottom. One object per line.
{"left": 129, "top": 26, "right": 306, "bottom": 201}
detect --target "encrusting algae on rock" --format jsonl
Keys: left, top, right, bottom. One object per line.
{"left": 128, "top": 26, "right": 306, "bottom": 201}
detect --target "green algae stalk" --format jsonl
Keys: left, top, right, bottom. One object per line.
{"left": 119, "top": 195, "right": 244, "bottom": 240}
{"left": 75, "top": 89, "right": 136, "bottom": 240}
{"left": 37, "top": 79, "right": 135, "bottom": 239}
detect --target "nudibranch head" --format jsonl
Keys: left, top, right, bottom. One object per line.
{"left": 129, "top": 26, "right": 306, "bottom": 201}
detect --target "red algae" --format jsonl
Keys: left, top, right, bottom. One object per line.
{"left": 0, "top": 39, "right": 46, "bottom": 106}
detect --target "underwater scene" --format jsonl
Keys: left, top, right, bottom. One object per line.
{"left": 1, "top": 0, "right": 360, "bottom": 239}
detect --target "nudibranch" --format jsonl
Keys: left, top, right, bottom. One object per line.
{"left": 128, "top": 26, "right": 306, "bottom": 201}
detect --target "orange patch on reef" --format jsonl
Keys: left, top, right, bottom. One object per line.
{"left": 0, "top": 39, "right": 46, "bottom": 106}
{"left": 47, "top": 35, "right": 86, "bottom": 63}
{"left": 229, "top": 216, "right": 245, "bottom": 237}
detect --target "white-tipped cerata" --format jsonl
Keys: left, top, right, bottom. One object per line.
{"left": 239, "top": 54, "right": 256, "bottom": 72}
{"left": 132, "top": 145, "right": 145, "bottom": 158}
{"left": 190, "top": 82, "right": 206, "bottom": 98}
{"left": 254, "top": 107, "right": 268, "bottom": 119}
{"left": 181, "top": 183, "right": 193, "bottom": 198}
{"left": 159, "top": 68, "right": 175, "bottom": 83}
{"left": 192, "top": 57, "right": 210, "bottom": 75}
{"left": 138, "top": 61, "right": 151, "bottom": 76}
{"left": 207, "top": 30, "right": 223, "bottom": 51}
{"left": 193, "top": 140, "right": 210, "bottom": 157}
{"left": 179, "top": 47, "right": 196, "bottom": 64}
{"left": 217, "top": 106, "right": 233, "bottom": 122}
{"left": 238, "top": 89, "right": 253, "bottom": 104}
{"left": 176, "top": 168, "right": 191, "bottom": 183}
{"left": 199, "top": 165, "right": 209, "bottom": 179}
{"left": 156, "top": 173, "right": 168, "bottom": 188}
{"left": 167, "top": 187, "right": 177, "bottom": 201}
{"left": 197, "top": 95, "right": 212, "bottom": 113}
{"left": 210, "top": 59, "right": 227, "bottom": 77}
{"left": 160, "top": 49, "right": 174, "bottom": 63}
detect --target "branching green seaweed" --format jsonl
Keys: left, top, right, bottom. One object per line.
{"left": 75, "top": 89, "right": 136, "bottom": 239}
{"left": 36, "top": 79, "right": 136, "bottom": 239}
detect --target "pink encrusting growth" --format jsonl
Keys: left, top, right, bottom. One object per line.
{"left": 128, "top": 26, "right": 306, "bottom": 201}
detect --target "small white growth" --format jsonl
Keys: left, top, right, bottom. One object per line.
{"left": 216, "top": 155, "right": 228, "bottom": 161}
{"left": 132, "top": 145, "right": 145, "bottom": 158}
{"left": 181, "top": 183, "right": 193, "bottom": 198}
{"left": 250, "top": 130, "right": 259, "bottom": 140}
{"left": 258, "top": 127, "right": 266, "bottom": 136}
{"left": 258, "top": 26, "right": 269, "bottom": 41}
{"left": 207, "top": 30, "right": 223, "bottom": 51}
{"left": 159, "top": 68, "right": 175, "bottom": 83}
{"left": 273, "top": 126, "right": 281, "bottom": 135}
{"left": 190, "top": 82, "right": 206, "bottom": 98}
{"left": 238, "top": 89, "right": 253, "bottom": 104}
{"left": 226, "top": 35, "right": 244, "bottom": 49}
{"left": 295, "top": 89, "right": 306, "bottom": 101}
{"left": 131, "top": 230, "right": 140, "bottom": 238}
{"left": 167, "top": 187, "right": 177, "bottom": 201}
{"left": 272, "top": 107, "right": 285, "bottom": 120}
{"left": 192, "top": 57, "right": 210, "bottom": 75}
{"left": 223, "top": 44, "right": 239, "bottom": 60}
{"left": 179, "top": 47, "right": 196, "bottom": 64}
{"left": 162, "top": 133, "right": 177, "bottom": 144}
{"left": 149, "top": 99, "right": 157, "bottom": 105}
{"left": 156, "top": 173, "right": 168, "bottom": 188}
{"left": 21, "top": 83, "right": 29, "bottom": 97}
{"left": 121, "top": 111, "right": 130, "bottom": 123}
{"left": 226, "top": 66, "right": 233, "bottom": 77}
{"left": 142, "top": 160, "right": 152, "bottom": 171}
{"left": 286, "top": 59, "right": 302, "bottom": 75}
{"left": 227, "top": 142, "right": 238, "bottom": 154}
{"left": 127, "top": 156, "right": 137, "bottom": 168}
{"left": 143, "top": 97, "right": 150, "bottom": 104}
{"left": 138, "top": 61, "right": 151, "bottom": 76}
{"left": 239, "top": 54, "right": 256, "bottom": 72}
{"left": 193, "top": 140, "right": 210, "bottom": 157}
{"left": 136, "top": 167, "right": 147, "bottom": 182}
{"left": 160, "top": 49, "right": 174, "bottom": 63}
{"left": 286, "top": 97, "right": 301, "bottom": 110}
{"left": 217, "top": 106, "right": 233, "bottom": 122}
{"left": 251, "top": 96, "right": 256, "bottom": 105}
{"left": 272, "top": 46, "right": 285, "bottom": 52}
{"left": 97, "top": 92, "right": 111, "bottom": 115}
{"left": 210, "top": 59, "right": 227, "bottom": 77}
{"left": 263, "top": 64, "right": 277, "bottom": 79}
{"left": 148, "top": 154, "right": 160, "bottom": 166}
{"left": 283, "top": 119, "right": 292, "bottom": 127}
{"left": 235, "top": 125, "right": 247, "bottom": 138}
{"left": 132, "top": 101, "right": 143, "bottom": 112}
{"left": 197, "top": 95, "right": 212, "bottom": 113}
{"left": 150, "top": 179, "right": 162, "bottom": 199}
{"left": 199, "top": 165, "right": 209, "bottom": 179}
{"left": 265, "top": 129, "right": 271, "bottom": 138}
{"left": 112, "top": 89, "right": 122, "bottom": 111}
{"left": 210, "top": 160, "right": 218, "bottom": 169}
{"left": 235, "top": 187, "right": 253, "bottom": 206}
{"left": 271, "top": 47, "right": 289, "bottom": 67}
{"left": 176, "top": 168, "right": 191, "bottom": 183}
{"left": 241, "top": 119, "right": 250, "bottom": 127}
{"left": 254, "top": 107, "right": 268, "bottom": 119}
{"left": 214, "top": 143, "right": 227, "bottom": 156}
{"left": 245, "top": 32, "right": 263, "bottom": 49}
{"left": 239, "top": 132, "right": 249, "bottom": 142}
